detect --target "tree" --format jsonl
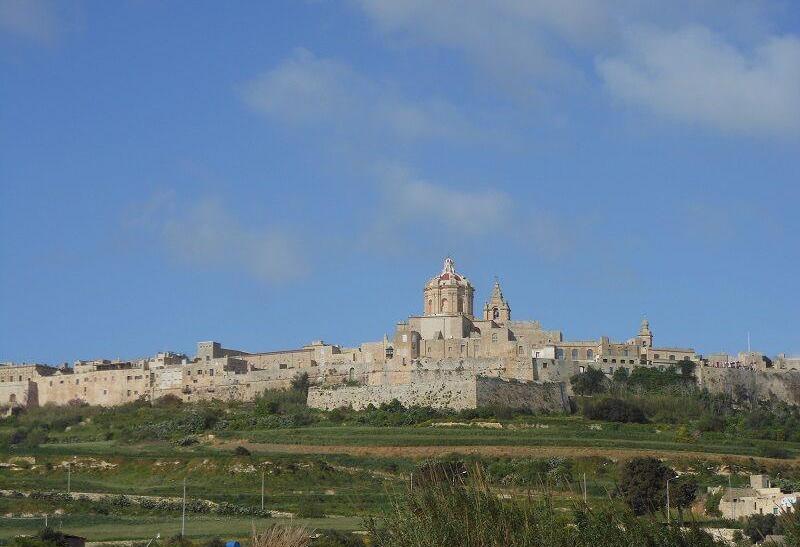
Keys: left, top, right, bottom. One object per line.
{"left": 570, "top": 367, "right": 607, "bottom": 395}
{"left": 612, "top": 367, "right": 630, "bottom": 384}
{"left": 670, "top": 477, "right": 698, "bottom": 522}
{"left": 743, "top": 513, "right": 781, "bottom": 543}
{"left": 678, "top": 359, "right": 696, "bottom": 377}
{"left": 583, "top": 398, "right": 647, "bottom": 423}
{"left": 291, "top": 372, "right": 310, "bottom": 396}
{"left": 619, "top": 457, "right": 675, "bottom": 515}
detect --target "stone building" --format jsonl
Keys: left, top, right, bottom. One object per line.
{"left": 719, "top": 475, "right": 799, "bottom": 519}
{"left": 0, "top": 257, "right": 792, "bottom": 411}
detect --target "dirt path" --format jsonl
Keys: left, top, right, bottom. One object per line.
{"left": 220, "top": 441, "right": 800, "bottom": 466}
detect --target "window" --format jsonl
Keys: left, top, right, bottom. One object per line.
{"left": 603, "top": 358, "right": 608, "bottom": 363}
{"left": 623, "top": 349, "right": 629, "bottom": 356}
{"left": 669, "top": 355, "right": 675, "bottom": 361}
{"left": 579, "top": 366, "right": 585, "bottom": 373}
{"left": 571, "top": 349, "right": 578, "bottom": 359}
{"left": 9, "top": 394, "right": 16, "bottom": 403}
{"left": 542, "top": 362, "right": 547, "bottom": 369}
{"left": 492, "top": 333, "right": 498, "bottom": 342}
{"left": 209, "top": 369, "right": 214, "bottom": 376}
{"left": 197, "top": 369, "right": 202, "bottom": 375}
{"left": 402, "top": 334, "right": 408, "bottom": 342}
{"left": 556, "top": 349, "right": 564, "bottom": 359}
{"left": 611, "top": 359, "right": 616, "bottom": 363}
{"left": 653, "top": 354, "right": 660, "bottom": 359}
{"left": 279, "top": 363, "right": 288, "bottom": 369}
{"left": 518, "top": 346, "right": 524, "bottom": 356}
{"left": 187, "top": 371, "right": 191, "bottom": 376}
{"left": 587, "top": 349, "right": 594, "bottom": 359}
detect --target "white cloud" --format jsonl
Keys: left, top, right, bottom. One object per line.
{"left": 376, "top": 164, "right": 511, "bottom": 236}
{"left": 597, "top": 25, "right": 800, "bottom": 135}
{"left": 355, "top": 0, "right": 609, "bottom": 94}
{"left": 127, "top": 193, "right": 307, "bottom": 284}
{"left": 0, "top": 0, "right": 58, "bottom": 44}
{"left": 241, "top": 48, "right": 472, "bottom": 141}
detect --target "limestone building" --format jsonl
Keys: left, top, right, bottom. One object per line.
{"left": 1, "top": 257, "right": 784, "bottom": 411}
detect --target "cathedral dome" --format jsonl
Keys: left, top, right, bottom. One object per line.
{"left": 423, "top": 257, "right": 475, "bottom": 316}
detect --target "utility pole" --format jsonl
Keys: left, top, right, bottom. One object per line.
{"left": 583, "top": 473, "right": 587, "bottom": 503}
{"left": 181, "top": 477, "right": 186, "bottom": 537}
{"left": 261, "top": 471, "right": 265, "bottom": 512}
{"left": 666, "top": 477, "right": 671, "bottom": 524}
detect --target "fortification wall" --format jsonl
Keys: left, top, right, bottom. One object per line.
{"left": 307, "top": 364, "right": 569, "bottom": 412}
{"left": 307, "top": 375, "right": 477, "bottom": 410}
{"left": 698, "top": 367, "right": 800, "bottom": 405}
{"left": 475, "top": 377, "right": 569, "bottom": 412}
{"left": 0, "top": 380, "right": 34, "bottom": 408}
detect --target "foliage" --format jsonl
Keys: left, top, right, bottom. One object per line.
{"left": 369, "top": 468, "right": 723, "bottom": 546}
{"left": 583, "top": 398, "right": 647, "bottom": 423}
{"left": 703, "top": 490, "right": 723, "bottom": 518}
{"left": 742, "top": 513, "right": 782, "bottom": 543}
{"left": 233, "top": 445, "right": 251, "bottom": 456}
{"left": 618, "top": 457, "right": 674, "bottom": 515}
{"left": 252, "top": 524, "right": 310, "bottom": 547}
{"left": 291, "top": 372, "right": 310, "bottom": 397}
{"left": 570, "top": 367, "right": 608, "bottom": 396}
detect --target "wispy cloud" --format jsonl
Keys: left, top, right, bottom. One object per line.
{"left": 241, "top": 48, "right": 473, "bottom": 141}
{"left": 0, "top": 0, "right": 59, "bottom": 44}
{"left": 362, "top": 164, "right": 579, "bottom": 261}
{"left": 598, "top": 26, "right": 800, "bottom": 135}
{"left": 127, "top": 192, "right": 307, "bottom": 285}
{"left": 353, "top": 1, "right": 800, "bottom": 136}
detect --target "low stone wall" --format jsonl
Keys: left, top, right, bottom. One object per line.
{"left": 307, "top": 374, "right": 569, "bottom": 412}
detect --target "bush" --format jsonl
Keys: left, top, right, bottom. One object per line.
{"left": 743, "top": 513, "right": 781, "bottom": 543}
{"left": 618, "top": 457, "right": 674, "bottom": 515}
{"left": 369, "top": 466, "right": 722, "bottom": 546}
{"left": 758, "top": 445, "right": 792, "bottom": 459}
{"left": 234, "top": 445, "right": 251, "bottom": 456}
{"left": 570, "top": 367, "right": 607, "bottom": 396}
{"left": 583, "top": 398, "right": 646, "bottom": 423}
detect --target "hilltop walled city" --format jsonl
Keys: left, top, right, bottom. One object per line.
{"left": 2, "top": 258, "right": 799, "bottom": 413}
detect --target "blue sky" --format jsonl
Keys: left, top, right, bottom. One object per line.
{"left": 1, "top": 1, "right": 799, "bottom": 364}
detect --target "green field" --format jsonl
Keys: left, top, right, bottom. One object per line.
{"left": 3, "top": 386, "right": 800, "bottom": 542}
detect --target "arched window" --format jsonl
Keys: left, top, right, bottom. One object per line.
{"left": 556, "top": 348, "right": 565, "bottom": 359}
{"left": 348, "top": 368, "right": 355, "bottom": 382}
{"left": 571, "top": 349, "right": 578, "bottom": 359}
{"left": 587, "top": 349, "right": 594, "bottom": 359}
{"left": 441, "top": 298, "right": 449, "bottom": 313}
{"left": 491, "top": 333, "right": 498, "bottom": 342}
{"left": 493, "top": 307, "right": 499, "bottom": 319}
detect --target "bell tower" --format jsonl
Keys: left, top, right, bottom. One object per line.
{"left": 483, "top": 279, "right": 511, "bottom": 322}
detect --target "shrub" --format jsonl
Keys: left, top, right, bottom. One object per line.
{"left": 369, "top": 466, "right": 722, "bottom": 546}
{"left": 570, "top": 367, "right": 607, "bottom": 396}
{"left": 743, "top": 513, "right": 781, "bottom": 543}
{"left": 758, "top": 445, "right": 791, "bottom": 459}
{"left": 618, "top": 457, "right": 674, "bottom": 516}
{"left": 234, "top": 445, "right": 251, "bottom": 456}
{"left": 583, "top": 398, "right": 646, "bottom": 423}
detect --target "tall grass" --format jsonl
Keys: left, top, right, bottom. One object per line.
{"left": 369, "top": 466, "right": 724, "bottom": 546}
{"left": 251, "top": 523, "right": 311, "bottom": 547}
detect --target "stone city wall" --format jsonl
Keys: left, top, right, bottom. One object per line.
{"left": 307, "top": 367, "right": 569, "bottom": 412}
{"left": 475, "top": 376, "right": 569, "bottom": 413}
{"left": 698, "top": 367, "right": 800, "bottom": 405}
